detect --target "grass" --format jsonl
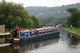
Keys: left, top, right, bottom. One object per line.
{"left": 63, "top": 27, "right": 80, "bottom": 34}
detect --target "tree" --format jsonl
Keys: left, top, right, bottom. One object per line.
{"left": 66, "top": 8, "right": 80, "bottom": 27}
{"left": 0, "top": 0, "right": 40, "bottom": 30}
{"left": 30, "top": 15, "right": 40, "bottom": 28}
{"left": 77, "top": 20, "right": 80, "bottom": 27}
{"left": 66, "top": 8, "right": 78, "bottom": 14}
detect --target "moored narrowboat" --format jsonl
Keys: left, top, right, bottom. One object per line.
{"left": 8, "top": 27, "right": 60, "bottom": 43}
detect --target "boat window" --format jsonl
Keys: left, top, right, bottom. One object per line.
{"left": 49, "top": 29, "right": 51, "bottom": 32}
{"left": 50, "top": 29, "right": 51, "bottom": 32}
{"left": 45, "top": 30, "right": 47, "bottom": 33}
{"left": 47, "top": 29, "right": 48, "bottom": 33}
{"left": 44, "top": 30, "right": 46, "bottom": 33}
{"left": 51, "top": 29, "right": 53, "bottom": 32}
{"left": 38, "top": 31, "right": 40, "bottom": 34}
{"left": 53, "top": 29, "right": 54, "bottom": 31}
{"left": 55, "top": 28, "right": 58, "bottom": 31}
{"left": 47, "top": 30, "right": 48, "bottom": 33}
{"left": 39, "top": 30, "right": 41, "bottom": 34}
{"left": 40, "top": 31, "right": 42, "bottom": 34}
{"left": 53, "top": 29, "right": 55, "bottom": 31}
{"left": 44, "top": 30, "right": 45, "bottom": 33}
{"left": 20, "top": 32, "right": 25, "bottom": 36}
{"left": 43, "top": 30, "right": 45, "bottom": 33}
{"left": 40, "top": 30, "right": 43, "bottom": 34}
{"left": 53, "top": 28, "right": 58, "bottom": 31}
{"left": 48, "top": 30, "right": 49, "bottom": 32}
{"left": 42, "top": 30, "right": 44, "bottom": 33}
{"left": 26, "top": 32, "right": 29, "bottom": 37}
{"left": 32, "top": 31, "right": 35, "bottom": 36}
{"left": 20, "top": 32, "right": 25, "bottom": 38}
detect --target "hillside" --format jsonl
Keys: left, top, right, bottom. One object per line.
{"left": 25, "top": 3, "right": 80, "bottom": 24}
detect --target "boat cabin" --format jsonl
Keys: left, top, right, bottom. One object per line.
{"left": 10, "top": 27, "right": 59, "bottom": 38}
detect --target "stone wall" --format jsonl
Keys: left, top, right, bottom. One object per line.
{"left": 0, "top": 38, "right": 5, "bottom": 43}
{"left": 0, "top": 25, "right": 5, "bottom": 33}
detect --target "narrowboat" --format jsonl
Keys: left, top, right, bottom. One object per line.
{"left": 8, "top": 27, "right": 60, "bottom": 43}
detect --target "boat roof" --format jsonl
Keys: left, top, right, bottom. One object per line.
{"left": 19, "top": 29, "right": 36, "bottom": 32}
{"left": 19, "top": 27, "right": 58, "bottom": 32}
{"left": 36, "top": 27, "right": 58, "bottom": 31}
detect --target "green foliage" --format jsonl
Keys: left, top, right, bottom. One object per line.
{"left": 39, "top": 16, "right": 67, "bottom": 26}
{"left": 77, "top": 20, "right": 80, "bottom": 27}
{"left": 66, "top": 8, "right": 80, "bottom": 27}
{"left": 0, "top": 0, "right": 40, "bottom": 30}
{"left": 30, "top": 15, "right": 40, "bottom": 28}
{"left": 66, "top": 8, "right": 78, "bottom": 14}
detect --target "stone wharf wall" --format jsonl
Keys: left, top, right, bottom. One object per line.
{"left": 0, "top": 38, "right": 5, "bottom": 43}
{"left": 0, "top": 25, "right": 5, "bottom": 33}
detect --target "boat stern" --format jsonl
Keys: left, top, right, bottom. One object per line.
{"left": 13, "top": 38, "right": 20, "bottom": 43}
{"left": 9, "top": 38, "right": 20, "bottom": 43}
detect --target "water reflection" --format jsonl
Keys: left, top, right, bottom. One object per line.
{"left": 65, "top": 33, "right": 80, "bottom": 51}
{"left": 1, "top": 29, "right": 80, "bottom": 53}
{"left": 60, "top": 29, "right": 80, "bottom": 53}
{"left": 11, "top": 37, "right": 59, "bottom": 53}
{"left": 60, "top": 29, "right": 80, "bottom": 46}
{"left": 0, "top": 46, "right": 12, "bottom": 53}
{"left": 67, "top": 34, "right": 80, "bottom": 45}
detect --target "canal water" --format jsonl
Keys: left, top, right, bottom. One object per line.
{"left": 0, "top": 29, "right": 80, "bottom": 53}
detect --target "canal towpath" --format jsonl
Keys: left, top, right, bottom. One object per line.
{"left": 63, "top": 28, "right": 80, "bottom": 38}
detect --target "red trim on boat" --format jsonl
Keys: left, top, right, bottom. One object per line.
{"left": 13, "top": 44, "right": 20, "bottom": 47}
{"left": 13, "top": 40, "right": 20, "bottom": 42}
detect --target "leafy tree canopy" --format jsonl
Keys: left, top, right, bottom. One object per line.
{"left": 0, "top": 0, "right": 40, "bottom": 30}
{"left": 66, "top": 8, "right": 80, "bottom": 27}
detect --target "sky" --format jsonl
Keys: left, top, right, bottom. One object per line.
{"left": 0, "top": 0, "right": 80, "bottom": 7}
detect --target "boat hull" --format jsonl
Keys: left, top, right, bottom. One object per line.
{"left": 9, "top": 31, "right": 60, "bottom": 43}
